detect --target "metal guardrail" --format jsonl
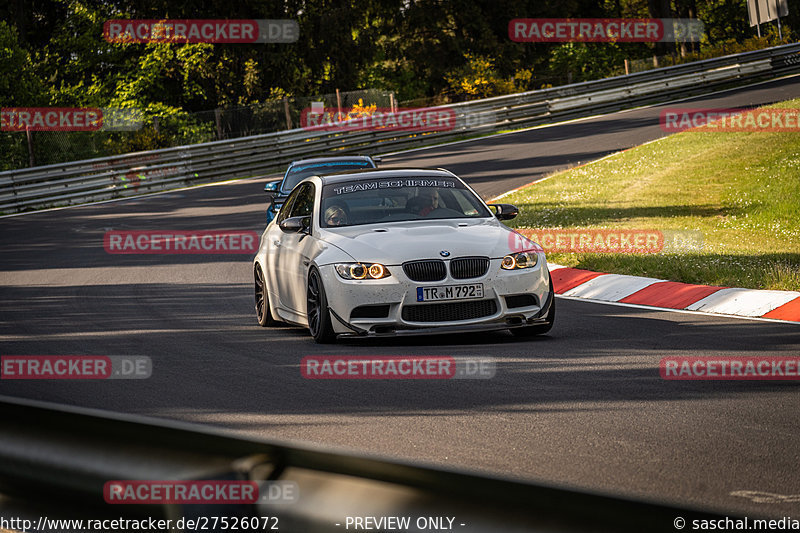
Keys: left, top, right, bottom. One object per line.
{"left": 0, "top": 396, "right": 734, "bottom": 532}
{"left": 2, "top": 42, "right": 800, "bottom": 214}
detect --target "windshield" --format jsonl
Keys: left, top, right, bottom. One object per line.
{"left": 282, "top": 160, "right": 374, "bottom": 192}
{"left": 320, "top": 177, "right": 491, "bottom": 228}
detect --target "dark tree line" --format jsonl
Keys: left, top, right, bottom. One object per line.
{"left": 0, "top": 0, "right": 791, "bottom": 125}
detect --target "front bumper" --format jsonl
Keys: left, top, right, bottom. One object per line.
{"left": 318, "top": 257, "right": 551, "bottom": 338}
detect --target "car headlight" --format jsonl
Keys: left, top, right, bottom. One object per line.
{"left": 501, "top": 251, "right": 539, "bottom": 270}
{"left": 335, "top": 263, "right": 391, "bottom": 280}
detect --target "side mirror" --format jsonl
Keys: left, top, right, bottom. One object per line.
{"left": 488, "top": 203, "right": 519, "bottom": 221}
{"left": 279, "top": 216, "right": 311, "bottom": 234}
{"left": 264, "top": 181, "right": 279, "bottom": 193}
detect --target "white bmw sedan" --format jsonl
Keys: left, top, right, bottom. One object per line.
{"left": 253, "top": 168, "right": 555, "bottom": 343}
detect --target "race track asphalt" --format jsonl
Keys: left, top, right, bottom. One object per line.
{"left": 2, "top": 75, "right": 799, "bottom": 520}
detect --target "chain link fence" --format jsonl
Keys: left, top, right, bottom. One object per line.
{"left": 1, "top": 88, "right": 395, "bottom": 171}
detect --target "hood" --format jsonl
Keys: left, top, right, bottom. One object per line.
{"left": 319, "top": 219, "right": 518, "bottom": 265}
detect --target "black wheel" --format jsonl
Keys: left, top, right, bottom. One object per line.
{"left": 511, "top": 274, "right": 556, "bottom": 337}
{"left": 307, "top": 268, "right": 336, "bottom": 343}
{"left": 254, "top": 264, "right": 277, "bottom": 327}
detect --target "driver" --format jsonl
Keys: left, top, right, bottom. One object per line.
{"left": 408, "top": 189, "right": 439, "bottom": 216}
{"left": 325, "top": 205, "right": 348, "bottom": 226}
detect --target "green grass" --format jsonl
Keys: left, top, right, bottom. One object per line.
{"left": 503, "top": 99, "right": 800, "bottom": 291}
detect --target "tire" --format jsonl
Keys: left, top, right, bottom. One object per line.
{"left": 254, "top": 264, "right": 277, "bottom": 327}
{"left": 511, "top": 274, "right": 556, "bottom": 337}
{"left": 306, "top": 268, "right": 336, "bottom": 343}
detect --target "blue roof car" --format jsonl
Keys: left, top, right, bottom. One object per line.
{"left": 264, "top": 156, "right": 380, "bottom": 223}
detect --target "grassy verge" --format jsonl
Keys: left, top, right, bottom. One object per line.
{"left": 503, "top": 100, "right": 800, "bottom": 291}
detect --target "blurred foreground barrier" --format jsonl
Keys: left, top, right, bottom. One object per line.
{"left": 0, "top": 395, "right": 735, "bottom": 532}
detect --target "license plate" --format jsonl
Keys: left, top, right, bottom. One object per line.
{"left": 416, "top": 284, "right": 484, "bottom": 302}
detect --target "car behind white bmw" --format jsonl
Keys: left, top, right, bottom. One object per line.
{"left": 253, "top": 168, "right": 554, "bottom": 343}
